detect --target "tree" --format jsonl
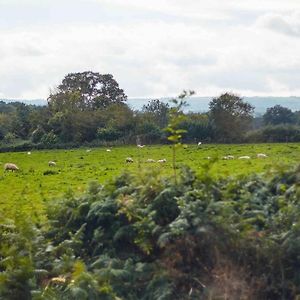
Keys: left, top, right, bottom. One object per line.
{"left": 11, "top": 103, "right": 32, "bottom": 139}
{"left": 181, "top": 113, "right": 214, "bottom": 142}
{"left": 263, "top": 105, "right": 295, "bottom": 125}
{"left": 166, "top": 90, "right": 194, "bottom": 183}
{"left": 209, "top": 93, "right": 254, "bottom": 142}
{"left": 295, "top": 111, "right": 300, "bottom": 125}
{"left": 142, "top": 99, "right": 169, "bottom": 128}
{"left": 48, "top": 71, "right": 127, "bottom": 112}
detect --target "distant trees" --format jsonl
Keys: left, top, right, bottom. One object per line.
{"left": 209, "top": 93, "right": 254, "bottom": 142}
{"left": 263, "top": 105, "right": 295, "bottom": 125}
{"left": 181, "top": 113, "right": 214, "bottom": 142}
{"left": 2, "top": 77, "right": 300, "bottom": 148}
{"left": 142, "top": 99, "right": 169, "bottom": 128}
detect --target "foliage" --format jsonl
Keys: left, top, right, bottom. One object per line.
{"left": 181, "top": 112, "right": 214, "bottom": 142}
{"left": 263, "top": 105, "right": 296, "bottom": 125}
{"left": 96, "top": 127, "right": 122, "bottom": 141}
{"left": 0, "top": 87, "right": 300, "bottom": 146}
{"left": 246, "top": 124, "right": 300, "bottom": 142}
{"left": 165, "top": 90, "right": 194, "bottom": 182}
{"left": 40, "top": 131, "right": 58, "bottom": 146}
{"left": 48, "top": 71, "right": 127, "bottom": 112}
{"left": 136, "top": 122, "right": 162, "bottom": 144}
{"left": 1, "top": 163, "right": 300, "bottom": 299}
{"left": 142, "top": 99, "right": 169, "bottom": 128}
{"left": 3, "top": 132, "right": 16, "bottom": 144}
{"left": 209, "top": 93, "right": 254, "bottom": 142}
{"left": 31, "top": 126, "right": 46, "bottom": 143}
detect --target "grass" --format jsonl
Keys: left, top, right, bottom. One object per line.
{"left": 0, "top": 143, "right": 299, "bottom": 221}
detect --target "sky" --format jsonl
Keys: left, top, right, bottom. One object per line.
{"left": 0, "top": 0, "right": 300, "bottom": 99}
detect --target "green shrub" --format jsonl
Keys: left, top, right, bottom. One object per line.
{"left": 40, "top": 131, "right": 58, "bottom": 146}
{"left": 246, "top": 124, "right": 300, "bottom": 142}
{"left": 1, "top": 164, "right": 300, "bottom": 299}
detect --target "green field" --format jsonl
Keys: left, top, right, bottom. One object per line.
{"left": 0, "top": 143, "right": 299, "bottom": 221}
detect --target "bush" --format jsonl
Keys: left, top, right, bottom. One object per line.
{"left": 40, "top": 131, "right": 58, "bottom": 146}
{"left": 96, "top": 127, "right": 122, "bottom": 141}
{"left": 31, "top": 126, "right": 45, "bottom": 143}
{"left": 2, "top": 165, "right": 300, "bottom": 298}
{"left": 3, "top": 132, "right": 16, "bottom": 144}
{"left": 136, "top": 122, "right": 162, "bottom": 144}
{"left": 245, "top": 124, "right": 300, "bottom": 142}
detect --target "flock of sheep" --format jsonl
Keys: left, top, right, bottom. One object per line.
{"left": 125, "top": 157, "right": 167, "bottom": 163}
{"left": 2, "top": 143, "right": 269, "bottom": 172}
{"left": 222, "top": 153, "right": 268, "bottom": 160}
{"left": 3, "top": 160, "right": 57, "bottom": 171}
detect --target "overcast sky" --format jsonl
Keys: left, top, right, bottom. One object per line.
{"left": 0, "top": 0, "right": 300, "bottom": 99}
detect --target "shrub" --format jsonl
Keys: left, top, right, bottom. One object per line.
{"left": 96, "top": 127, "right": 122, "bottom": 141}
{"left": 40, "top": 131, "right": 58, "bottom": 146}
{"left": 2, "top": 164, "right": 300, "bottom": 299}
{"left": 3, "top": 132, "right": 16, "bottom": 144}
{"left": 246, "top": 124, "right": 300, "bottom": 142}
{"left": 31, "top": 126, "right": 45, "bottom": 143}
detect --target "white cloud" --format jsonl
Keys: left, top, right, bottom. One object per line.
{"left": 0, "top": 1, "right": 300, "bottom": 99}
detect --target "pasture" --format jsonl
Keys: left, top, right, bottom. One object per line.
{"left": 0, "top": 143, "right": 299, "bottom": 221}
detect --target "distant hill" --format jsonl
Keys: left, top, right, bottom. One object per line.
{"left": 0, "top": 99, "right": 46, "bottom": 106}
{"left": 2, "top": 96, "right": 300, "bottom": 115}
{"left": 128, "top": 96, "right": 300, "bottom": 115}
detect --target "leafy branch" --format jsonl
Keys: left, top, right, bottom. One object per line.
{"left": 165, "top": 90, "right": 195, "bottom": 183}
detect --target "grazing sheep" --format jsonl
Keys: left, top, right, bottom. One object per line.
{"left": 198, "top": 142, "right": 202, "bottom": 146}
{"left": 27, "top": 151, "right": 31, "bottom": 155}
{"left": 86, "top": 149, "right": 92, "bottom": 153}
{"left": 126, "top": 157, "right": 134, "bottom": 163}
{"left": 106, "top": 149, "right": 112, "bottom": 152}
{"left": 238, "top": 156, "right": 251, "bottom": 160}
{"left": 223, "top": 155, "right": 234, "bottom": 160}
{"left": 4, "top": 163, "right": 19, "bottom": 171}
{"left": 48, "top": 161, "right": 56, "bottom": 166}
{"left": 157, "top": 159, "right": 167, "bottom": 163}
{"left": 137, "top": 144, "right": 145, "bottom": 148}
{"left": 257, "top": 153, "right": 268, "bottom": 158}
{"left": 146, "top": 159, "right": 155, "bottom": 163}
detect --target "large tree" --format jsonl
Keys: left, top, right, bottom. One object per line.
{"left": 209, "top": 93, "right": 254, "bottom": 142}
{"left": 48, "top": 71, "right": 127, "bottom": 112}
{"left": 263, "top": 105, "right": 295, "bottom": 125}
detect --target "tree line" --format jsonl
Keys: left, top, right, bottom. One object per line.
{"left": 1, "top": 71, "right": 300, "bottom": 150}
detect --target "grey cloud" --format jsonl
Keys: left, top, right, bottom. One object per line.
{"left": 257, "top": 13, "right": 300, "bottom": 37}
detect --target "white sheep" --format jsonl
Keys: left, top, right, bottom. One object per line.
{"left": 223, "top": 155, "right": 234, "bottom": 160}
{"left": 157, "top": 159, "right": 167, "bottom": 163}
{"left": 198, "top": 142, "right": 202, "bottom": 146}
{"left": 106, "top": 149, "right": 112, "bottom": 152}
{"left": 146, "top": 159, "right": 156, "bottom": 163}
{"left": 257, "top": 153, "right": 268, "bottom": 158}
{"left": 4, "top": 163, "right": 19, "bottom": 171}
{"left": 48, "top": 161, "right": 56, "bottom": 166}
{"left": 238, "top": 156, "right": 251, "bottom": 160}
{"left": 27, "top": 151, "right": 31, "bottom": 155}
{"left": 126, "top": 157, "right": 134, "bottom": 163}
{"left": 86, "top": 149, "right": 92, "bottom": 153}
{"left": 137, "top": 144, "right": 145, "bottom": 148}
